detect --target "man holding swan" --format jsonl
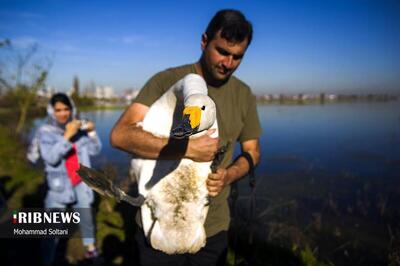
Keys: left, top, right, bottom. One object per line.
{"left": 111, "top": 9, "right": 261, "bottom": 266}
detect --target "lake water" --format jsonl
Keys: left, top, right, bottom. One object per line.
{"left": 257, "top": 101, "right": 400, "bottom": 178}
{"left": 55, "top": 101, "right": 400, "bottom": 180}
{"left": 33, "top": 100, "right": 400, "bottom": 265}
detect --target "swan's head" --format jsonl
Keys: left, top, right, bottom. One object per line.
{"left": 171, "top": 94, "right": 216, "bottom": 139}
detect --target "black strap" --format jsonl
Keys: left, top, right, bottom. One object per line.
{"left": 231, "top": 152, "right": 257, "bottom": 265}
{"left": 235, "top": 151, "right": 256, "bottom": 188}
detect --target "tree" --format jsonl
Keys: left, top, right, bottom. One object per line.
{"left": 0, "top": 39, "right": 51, "bottom": 133}
{"left": 72, "top": 75, "right": 80, "bottom": 96}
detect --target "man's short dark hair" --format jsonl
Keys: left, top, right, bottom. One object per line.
{"left": 205, "top": 9, "right": 253, "bottom": 46}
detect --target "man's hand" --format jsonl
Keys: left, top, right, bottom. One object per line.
{"left": 110, "top": 102, "right": 220, "bottom": 161}
{"left": 206, "top": 139, "right": 261, "bottom": 197}
{"left": 206, "top": 168, "right": 229, "bottom": 197}
{"left": 186, "top": 129, "right": 219, "bottom": 162}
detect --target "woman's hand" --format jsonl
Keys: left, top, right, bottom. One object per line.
{"left": 84, "top": 120, "right": 95, "bottom": 132}
{"left": 64, "top": 119, "right": 81, "bottom": 140}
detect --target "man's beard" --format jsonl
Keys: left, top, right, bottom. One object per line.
{"left": 203, "top": 62, "right": 231, "bottom": 86}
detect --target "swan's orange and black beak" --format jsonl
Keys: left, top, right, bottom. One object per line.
{"left": 171, "top": 106, "right": 202, "bottom": 139}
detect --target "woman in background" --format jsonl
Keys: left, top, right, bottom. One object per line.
{"left": 35, "top": 93, "right": 101, "bottom": 265}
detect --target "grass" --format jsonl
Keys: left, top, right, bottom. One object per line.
{"left": 0, "top": 125, "right": 43, "bottom": 209}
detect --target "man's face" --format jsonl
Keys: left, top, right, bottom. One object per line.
{"left": 201, "top": 31, "right": 248, "bottom": 83}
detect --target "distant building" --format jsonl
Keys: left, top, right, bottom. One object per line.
{"left": 123, "top": 89, "right": 140, "bottom": 104}
{"left": 82, "top": 88, "right": 96, "bottom": 98}
{"left": 67, "top": 86, "right": 75, "bottom": 96}
{"left": 262, "top": 94, "right": 271, "bottom": 101}
{"left": 95, "top": 86, "right": 115, "bottom": 99}
{"left": 327, "top": 94, "right": 337, "bottom": 101}
{"left": 272, "top": 94, "right": 281, "bottom": 100}
{"left": 37, "top": 86, "right": 56, "bottom": 98}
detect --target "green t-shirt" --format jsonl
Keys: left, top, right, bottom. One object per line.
{"left": 134, "top": 63, "right": 262, "bottom": 237}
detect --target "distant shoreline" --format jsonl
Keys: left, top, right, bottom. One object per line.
{"left": 256, "top": 94, "right": 399, "bottom": 105}
{"left": 1, "top": 96, "right": 398, "bottom": 116}
{"left": 79, "top": 105, "right": 126, "bottom": 111}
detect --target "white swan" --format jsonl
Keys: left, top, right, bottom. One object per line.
{"left": 130, "top": 74, "right": 218, "bottom": 254}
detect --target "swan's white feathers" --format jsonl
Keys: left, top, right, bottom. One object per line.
{"left": 130, "top": 74, "right": 217, "bottom": 254}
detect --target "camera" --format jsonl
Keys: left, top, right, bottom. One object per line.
{"left": 80, "top": 119, "right": 90, "bottom": 131}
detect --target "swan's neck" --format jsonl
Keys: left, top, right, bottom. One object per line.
{"left": 179, "top": 74, "right": 208, "bottom": 103}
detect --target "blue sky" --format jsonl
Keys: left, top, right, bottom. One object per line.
{"left": 1, "top": 0, "right": 399, "bottom": 94}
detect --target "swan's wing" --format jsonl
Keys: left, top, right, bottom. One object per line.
{"left": 77, "top": 164, "right": 145, "bottom": 206}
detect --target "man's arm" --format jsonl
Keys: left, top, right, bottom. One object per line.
{"left": 206, "top": 139, "right": 260, "bottom": 197}
{"left": 110, "top": 102, "right": 219, "bottom": 162}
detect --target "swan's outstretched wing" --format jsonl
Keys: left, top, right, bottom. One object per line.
{"left": 77, "top": 164, "right": 145, "bottom": 207}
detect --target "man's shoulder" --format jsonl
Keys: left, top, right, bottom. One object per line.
{"left": 164, "top": 63, "right": 195, "bottom": 74}
{"left": 154, "top": 64, "right": 195, "bottom": 81}
{"left": 134, "top": 64, "right": 195, "bottom": 106}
